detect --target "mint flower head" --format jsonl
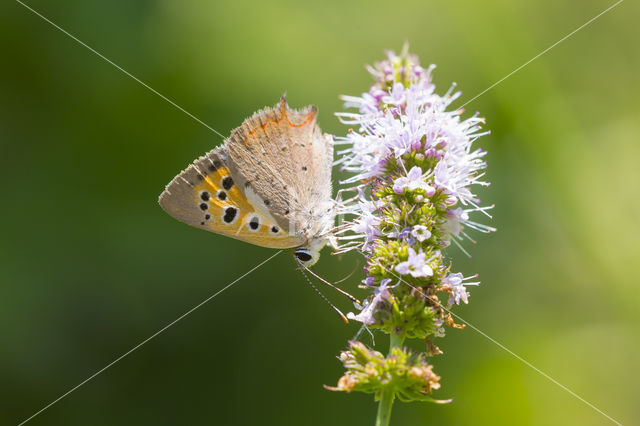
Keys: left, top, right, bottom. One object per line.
{"left": 329, "top": 45, "right": 494, "bottom": 424}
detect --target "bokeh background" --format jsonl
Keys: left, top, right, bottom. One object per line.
{"left": 2, "top": 0, "right": 639, "bottom": 425}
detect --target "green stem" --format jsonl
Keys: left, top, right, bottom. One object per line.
{"left": 375, "top": 333, "right": 404, "bottom": 426}
{"left": 375, "top": 387, "right": 394, "bottom": 426}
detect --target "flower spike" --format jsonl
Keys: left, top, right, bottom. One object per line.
{"left": 328, "top": 46, "right": 494, "bottom": 424}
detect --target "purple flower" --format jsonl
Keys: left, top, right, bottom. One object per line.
{"left": 443, "top": 272, "right": 480, "bottom": 305}
{"left": 362, "top": 276, "right": 375, "bottom": 286}
{"left": 393, "top": 166, "right": 435, "bottom": 195}
{"left": 395, "top": 248, "right": 433, "bottom": 278}
{"left": 347, "top": 279, "right": 392, "bottom": 325}
{"left": 440, "top": 207, "right": 469, "bottom": 238}
{"left": 411, "top": 225, "right": 431, "bottom": 242}
{"left": 341, "top": 93, "right": 379, "bottom": 115}
{"left": 352, "top": 208, "right": 380, "bottom": 249}
{"left": 382, "top": 82, "right": 406, "bottom": 105}
{"left": 397, "top": 227, "right": 415, "bottom": 243}
{"left": 334, "top": 189, "right": 382, "bottom": 253}
{"left": 450, "top": 286, "right": 469, "bottom": 305}
{"left": 442, "top": 272, "right": 463, "bottom": 286}
{"left": 388, "top": 227, "right": 412, "bottom": 240}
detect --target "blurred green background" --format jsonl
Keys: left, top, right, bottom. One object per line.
{"left": 2, "top": 0, "right": 639, "bottom": 425}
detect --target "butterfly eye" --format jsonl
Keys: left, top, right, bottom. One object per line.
{"left": 294, "top": 250, "right": 313, "bottom": 263}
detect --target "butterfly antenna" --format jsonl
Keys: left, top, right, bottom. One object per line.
{"left": 334, "top": 259, "right": 360, "bottom": 285}
{"left": 295, "top": 258, "right": 361, "bottom": 305}
{"left": 298, "top": 268, "right": 349, "bottom": 324}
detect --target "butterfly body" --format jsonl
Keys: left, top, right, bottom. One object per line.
{"left": 159, "top": 97, "right": 335, "bottom": 266}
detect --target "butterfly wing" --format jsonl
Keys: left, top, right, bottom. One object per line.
{"left": 158, "top": 147, "right": 305, "bottom": 249}
{"left": 225, "top": 96, "right": 335, "bottom": 239}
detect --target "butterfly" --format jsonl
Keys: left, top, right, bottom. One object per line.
{"left": 158, "top": 96, "right": 336, "bottom": 267}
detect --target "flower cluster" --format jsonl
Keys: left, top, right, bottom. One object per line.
{"left": 325, "top": 341, "right": 448, "bottom": 404}
{"left": 329, "top": 46, "right": 494, "bottom": 415}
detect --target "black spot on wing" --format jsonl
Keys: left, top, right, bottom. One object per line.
{"left": 222, "top": 176, "right": 234, "bottom": 190}
{"left": 223, "top": 207, "right": 238, "bottom": 224}
{"left": 207, "top": 157, "right": 222, "bottom": 171}
{"left": 248, "top": 216, "right": 260, "bottom": 231}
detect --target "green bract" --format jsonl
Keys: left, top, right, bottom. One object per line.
{"left": 326, "top": 341, "right": 450, "bottom": 404}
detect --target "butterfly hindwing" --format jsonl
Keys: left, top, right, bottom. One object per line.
{"left": 159, "top": 147, "right": 305, "bottom": 249}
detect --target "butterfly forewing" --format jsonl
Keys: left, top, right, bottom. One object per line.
{"left": 159, "top": 147, "right": 304, "bottom": 249}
